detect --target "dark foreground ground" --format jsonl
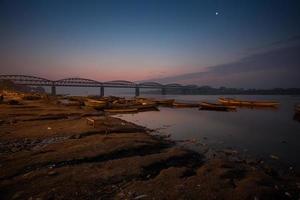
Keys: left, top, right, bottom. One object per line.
{"left": 0, "top": 94, "right": 299, "bottom": 200}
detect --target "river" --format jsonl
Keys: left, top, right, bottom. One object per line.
{"left": 54, "top": 86, "right": 300, "bottom": 169}
{"left": 116, "top": 95, "right": 300, "bottom": 169}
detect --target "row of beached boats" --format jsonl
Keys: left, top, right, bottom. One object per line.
{"left": 55, "top": 95, "right": 300, "bottom": 118}
{"left": 218, "top": 97, "right": 280, "bottom": 107}
{"left": 198, "top": 97, "right": 281, "bottom": 112}
{"left": 198, "top": 98, "right": 280, "bottom": 112}
{"left": 80, "top": 96, "right": 283, "bottom": 113}
{"left": 83, "top": 97, "right": 165, "bottom": 113}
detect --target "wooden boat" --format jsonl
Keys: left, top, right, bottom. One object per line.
{"left": 131, "top": 103, "right": 158, "bottom": 110}
{"left": 218, "top": 97, "right": 279, "bottom": 107}
{"left": 84, "top": 99, "right": 107, "bottom": 109}
{"left": 199, "top": 102, "right": 236, "bottom": 111}
{"left": 134, "top": 98, "right": 157, "bottom": 105}
{"left": 110, "top": 102, "right": 135, "bottom": 109}
{"left": 154, "top": 99, "right": 175, "bottom": 106}
{"left": 104, "top": 108, "right": 138, "bottom": 113}
{"left": 59, "top": 99, "right": 82, "bottom": 106}
{"left": 173, "top": 102, "right": 199, "bottom": 108}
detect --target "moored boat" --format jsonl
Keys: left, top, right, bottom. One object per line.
{"left": 154, "top": 99, "right": 175, "bottom": 106}
{"left": 173, "top": 102, "right": 199, "bottom": 108}
{"left": 84, "top": 99, "right": 107, "bottom": 109}
{"left": 199, "top": 102, "right": 236, "bottom": 111}
{"left": 218, "top": 97, "right": 279, "bottom": 107}
{"left": 104, "top": 108, "right": 138, "bottom": 113}
{"left": 134, "top": 97, "right": 157, "bottom": 106}
{"left": 59, "top": 99, "right": 82, "bottom": 106}
{"left": 131, "top": 103, "right": 158, "bottom": 110}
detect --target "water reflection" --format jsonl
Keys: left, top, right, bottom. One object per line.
{"left": 118, "top": 95, "right": 300, "bottom": 169}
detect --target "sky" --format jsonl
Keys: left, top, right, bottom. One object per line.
{"left": 0, "top": 0, "right": 300, "bottom": 88}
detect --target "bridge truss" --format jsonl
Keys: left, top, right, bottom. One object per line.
{"left": 0, "top": 74, "right": 198, "bottom": 96}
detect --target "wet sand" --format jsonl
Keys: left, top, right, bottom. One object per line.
{"left": 0, "top": 94, "right": 299, "bottom": 199}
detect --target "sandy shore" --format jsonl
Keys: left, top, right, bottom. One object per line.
{"left": 0, "top": 94, "right": 299, "bottom": 199}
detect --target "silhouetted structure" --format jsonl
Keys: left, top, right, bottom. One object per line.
{"left": 0, "top": 75, "right": 196, "bottom": 96}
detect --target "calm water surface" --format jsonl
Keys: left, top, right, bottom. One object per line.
{"left": 116, "top": 95, "right": 300, "bottom": 168}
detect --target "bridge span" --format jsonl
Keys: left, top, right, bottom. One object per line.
{"left": 0, "top": 75, "right": 198, "bottom": 96}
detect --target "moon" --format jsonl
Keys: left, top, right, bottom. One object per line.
{"left": 215, "top": 12, "right": 219, "bottom": 15}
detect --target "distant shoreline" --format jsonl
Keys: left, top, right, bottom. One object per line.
{"left": 141, "top": 87, "right": 300, "bottom": 96}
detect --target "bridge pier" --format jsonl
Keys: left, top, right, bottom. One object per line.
{"left": 51, "top": 85, "right": 56, "bottom": 96}
{"left": 161, "top": 87, "right": 166, "bottom": 95}
{"left": 135, "top": 87, "right": 140, "bottom": 97}
{"left": 100, "top": 86, "right": 104, "bottom": 97}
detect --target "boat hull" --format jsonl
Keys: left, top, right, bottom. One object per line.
{"left": 199, "top": 102, "right": 236, "bottom": 112}
{"left": 173, "top": 102, "right": 199, "bottom": 108}
{"left": 218, "top": 98, "right": 279, "bottom": 107}
{"left": 84, "top": 99, "right": 107, "bottom": 109}
{"left": 104, "top": 108, "right": 138, "bottom": 113}
{"left": 154, "top": 99, "right": 175, "bottom": 106}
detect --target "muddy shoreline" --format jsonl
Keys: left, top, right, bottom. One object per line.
{"left": 0, "top": 93, "right": 299, "bottom": 199}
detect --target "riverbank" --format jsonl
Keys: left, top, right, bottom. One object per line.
{"left": 0, "top": 92, "right": 299, "bottom": 199}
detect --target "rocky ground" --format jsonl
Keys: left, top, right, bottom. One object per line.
{"left": 0, "top": 94, "right": 299, "bottom": 200}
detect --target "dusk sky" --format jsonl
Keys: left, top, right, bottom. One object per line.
{"left": 1, "top": 0, "right": 300, "bottom": 88}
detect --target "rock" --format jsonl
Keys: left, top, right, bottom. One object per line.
{"left": 270, "top": 154, "right": 279, "bottom": 160}
{"left": 10, "top": 119, "right": 17, "bottom": 124}
{"left": 134, "top": 194, "right": 148, "bottom": 199}
{"left": 284, "top": 192, "right": 291, "bottom": 197}
{"left": 11, "top": 147, "right": 20, "bottom": 152}
{"left": 259, "top": 160, "right": 265, "bottom": 164}
{"left": 48, "top": 171, "right": 58, "bottom": 176}
{"left": 8, "top": 99, "right": 20, "bottom": 105}
{"left": 73, "top": 134, "right": 81, "bottom": 139}
{"left": 222, "top": 149, "right": 238, "bottom": 155}
{"left": 48, "top": 164, "right": 56, "bottom": 169}
{"left": 12, "top": 191, "right": 24, "bottom": 199}
{"left": 246, "top": 159, "right": 257, "bottom": 165}
{"left": 23, "top": 172, "right": 32, "bottom": 177}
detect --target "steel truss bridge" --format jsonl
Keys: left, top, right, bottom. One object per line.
{"left": 0, "top": 75, "right": 198, "bottom": 96}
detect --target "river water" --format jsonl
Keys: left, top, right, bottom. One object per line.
{"left": 115, "top": 95, "right": 300, "bottom": 169}
{"left": 55, "top": 86, "right": 300, "bottom": 168}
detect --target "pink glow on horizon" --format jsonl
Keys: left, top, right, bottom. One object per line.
{"left": 0, "top": 51, "right": 206, "bottom": 82}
